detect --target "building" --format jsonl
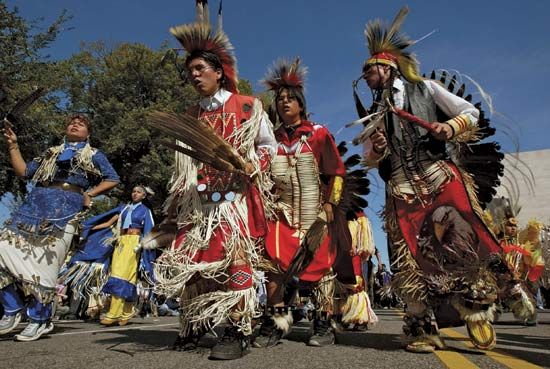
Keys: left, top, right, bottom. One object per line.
{"left": 495, "top": 149, "right": 550, "bottom": 226}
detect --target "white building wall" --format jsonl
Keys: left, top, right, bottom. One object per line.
{"left": 495, "top": 149, "right": 550, "bottom": 226}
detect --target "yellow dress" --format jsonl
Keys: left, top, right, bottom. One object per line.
{"left": 105, "top": 234, "right": 140, "bottom": 320}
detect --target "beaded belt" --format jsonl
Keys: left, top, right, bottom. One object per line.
{"left": 38, "top": 181, "right": 84, "bottom": 194}
{"left": 120, "top": 228, "right": 142, "bottom": 235}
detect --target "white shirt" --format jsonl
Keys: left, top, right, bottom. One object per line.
{"left": 199, "top": 88, "right": 233, "bottom": 112}
{"left": 364, "top": 78, "right": 479, "bottom": 159}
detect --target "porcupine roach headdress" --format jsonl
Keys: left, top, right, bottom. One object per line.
{"left": 170, "top": 0, "right": 239, "bottom": 93}
{"left": 354, "top": 6, "right": 423, "bottom": 118}
{"left": 148, "top": 1, "right": 247, "bottom": 176}
{"left": 262, "top": 57, "right": 308, "bottom": 121}
{"left": 363, "top": 6, "right": 423, "bottom": 84}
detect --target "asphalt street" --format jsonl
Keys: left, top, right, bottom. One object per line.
{"left": 0, "top": 310, "right": 548, "bottom": 369}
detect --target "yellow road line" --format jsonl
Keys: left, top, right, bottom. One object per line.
{"left": 392, "top": 310, "right": 479, "bottom": 369}
{"left": 441, "top": 328, "right": 543, "bottom": 369}
{"left": 433, "top": 350, "right": 480, "bottom": 369}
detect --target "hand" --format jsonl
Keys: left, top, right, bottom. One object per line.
{"left": 3, "top": 126, "right": 18, "bottom": 147}
{"left": 244, "top": 162, "right": 255, "bottom": 176}
{"left": 323, "top": 202, "right": 334, "bottom": 223}
{"left": 430, "top": 122, "right": 453, "bottom": 141}
{"left": 83, "top": 192, "right": 93, "bottom": 208}
{"left": 353, "top": 275, "right": 365, "bottom": 292}
{"left": 370, "top": 127, "right": 387, "bottom": 154}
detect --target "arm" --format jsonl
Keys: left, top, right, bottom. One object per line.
{"left": 91, "top": 214, "right": 119, "bottom": 230}
{"left": 141, "top": 207, "right": 155, "bottom": 237}
{"left": 139, "top": 207, "right": 157, "bottom": 280}
{"left": 424, "top": 80, "right": 480, "bottom": 139}
{"left": 252, "top": 106, "right": 277, "bottom": 172}
{"left": 83, "top": 180, "right": 119, "bottom": 208}
{"left": 3, "top": 126, "right": 26, "bottom": 177}
{"left": 319, "top": 127, "right": 346, "bottom": 223}
{"left": 85, "top": 151, "right": 120, "bottom": 207}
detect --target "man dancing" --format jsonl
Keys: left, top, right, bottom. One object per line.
{"left": 255, "top": 58, "right": 345, "bottom": 348}
{"left": 353, "top": 7, "right": 504, "bottom": 352}
{"left": 152, "top": 6, "right": 276, "bottom": 360}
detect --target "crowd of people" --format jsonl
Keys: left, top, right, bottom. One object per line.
{"left": 0, "top": 2, "right": 547, "bottom": 361}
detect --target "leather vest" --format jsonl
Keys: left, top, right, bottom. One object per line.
{"left": 379, "top": 82, "right": 448, "bottom": 182}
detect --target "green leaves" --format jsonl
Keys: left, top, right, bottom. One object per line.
{"left": 60, "top": 42, "right": 199, "bottom": 213}
{"left": 0, "top": 3, "right": 257, "bottom": 217}
{"left": 0, "top": 3, "right": 70, "bottom": 198}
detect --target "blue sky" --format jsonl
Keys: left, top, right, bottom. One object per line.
{"left": 4, "top": 0, "right": 550, "bottom": 265}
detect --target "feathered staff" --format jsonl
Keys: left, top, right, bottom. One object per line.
{"left": 148, "top": 111, "right": 247, "bottom": 174}
{"left": 349, "top": 98, "right": 436, "bottom": 146}
{"left": 2, "top": 87, "right": 45, "bottom": 129}
{"left": 141, "top": 221, "right": 179, "bottom": 250}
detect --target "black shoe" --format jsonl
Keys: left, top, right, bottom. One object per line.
{"left": 209, "top": 326, "right": 250, "bottom": 360}
{"left": 253, "top": 316, "right": 283, "bottom": 348}
{"left": 172, "top": 333, "right": 200, "bottom": 351}
{"left": 352, "top": 323, "right": 368, "bottom": 332}
{"left": 197, "top": 330, "right": 218, "bottom": 348}
{"left": 307, "top": 318, "right": 335, "bottom": 347}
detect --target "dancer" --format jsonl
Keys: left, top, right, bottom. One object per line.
{"left": 255, "top": 58, "right": 345, "bottom": 348}
{"left": 97, "top": 185, "right": 156, "bottom": 326}
{"left": 352, "top": 7, "right": 505, "bottom": 352}
{"left": 0, "top": 114, "right": 119, "bottom": 341}
{"left": 150, "top": 2, "right": 276, "bottom": 360}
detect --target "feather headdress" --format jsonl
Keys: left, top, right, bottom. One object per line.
{"left": 170, "top": 1, "right": 238, "bottom": 93}
{"left": 262, "top": 57, "right": 307, "bottom": 92}
{"left": 262, "top": 57, "right": 308, "bottom": 121}
{"left": 364, "top": 6, "right": 423, "bottom": 84}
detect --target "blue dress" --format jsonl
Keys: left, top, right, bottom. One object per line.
{"left": 0, "top": 142, "right": 119, "bottom": 303}
{"left": 58, "top": 207, "right": 121, "bottom": 299}
{"left": 5, "top": 142, "right": 119, "bottom": 237}
{"left": 102, "top": 203, "right": 155, "bottom": 302}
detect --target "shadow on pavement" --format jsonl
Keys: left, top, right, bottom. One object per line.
{"left": 92, "top": 328, "right": 177, "bottom": 354}
{"left": 495, "top": 346, "right": 550, "bottom": 368}
{"left": 285, "top": 324, "right": 402, "bottom": 351}
{"left": 335, "top": 331, "right": 403, "bottom": 350}
{"left": 496, "top": 331, "right": 550, "bottom": 351}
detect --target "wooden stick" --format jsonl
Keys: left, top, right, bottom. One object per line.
{"left": 385, "top": 97, "right": 436, "bottom": 132}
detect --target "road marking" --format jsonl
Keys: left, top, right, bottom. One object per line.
{"left": 51, "top": 322, "right": 179, "bottom": 337}
{"left": 441, "top": 328, "right": 543, "bottom": 369}
{"left": 390, "top": 310, "right": 479, "bottom": 368}
{"left": 433, "top": 349, "right": 480, "bottom": 369}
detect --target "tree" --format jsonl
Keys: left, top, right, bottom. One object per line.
{"left": 1, "top": 3, "right": 260, "bottom": 217}
{"left": 0, "top": 2, "right": 71, "bottom": 199}
{"left": 58, "top": 41, "right": 198, "bottom": 214}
